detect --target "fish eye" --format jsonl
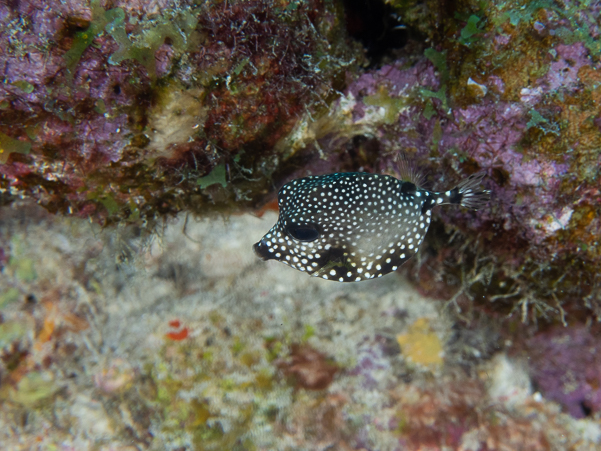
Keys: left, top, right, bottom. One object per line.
{"left": 286, "top": 224, "right": 320, "bottom": 242}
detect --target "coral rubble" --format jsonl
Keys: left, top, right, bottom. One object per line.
{"left": 1, "top": 204, "right": 600, "bottom": 449}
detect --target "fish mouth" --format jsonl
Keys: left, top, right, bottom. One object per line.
{"left": 252, "top": 239, "right": 274, "bottom": 261}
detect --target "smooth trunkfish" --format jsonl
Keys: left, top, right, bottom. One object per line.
{"left": 253, "top": 169, "right": 489, "bottom": 282}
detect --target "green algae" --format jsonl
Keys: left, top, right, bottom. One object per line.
{"left": 302, "top": 324, "right": 315, "bottom": 342}
{"left": 6, "top": 236, "right": 37, "bottom": 282}
{"left": 10, "top": 80, "right": 35, "bottom": 93}
{"left": 63, "top": 1, "right": 124, "bottom": 78}
{"left": 265, "top": 338, "right": 284, "bottom": 362}
{"left": 459, "top": 15, "right": 485, "bottom": 46}
{"left": 197, "top": 164, "right": 227, "bottom": 189}
{"left": 425, "top": 48, "right": 449, "bottom": 83}
{"left": 0, "top": 321, "right": 27, "bottom": 349}
{"left": 419, "top": 85, "right": 448, "bottom": 111}
{"left": 86, "top": 189, "right": 121, "bottom": 216}
{"left": 9, "top": 257, "right": 37, "bottom": 282}
{"left": 232, "top": 58, "right": 250, "bottom": 76}
{"left": 94, "top": 99, "right": 107, "bottom": 115}
{"left": 492, "top": 0, "right": 601, "bottom": 57}
{"left": 99, "top": 194, "right": 120, "bottom": 216}
{"left": 63, "top": 1, "right": 199, "bottom": 80}
{"left": 422, "top": 100, "right": 436, "bottom": 119}
{"left": 106, "top": 9, "right": 198, "bottom": 78}
{"left": 526, "top": 110, "right": 560, "bottom": 136}
{"left": 493, "top": 0, "right": 554, "bottom": 27}
{"left": 9, "top": 371, "right": 59, "bottom": 407}
{"left": 422, "top": 48, "right": 450, "bottom": 119}
{"left": 364, "top": 89, "right": 408, "bottom": 124}
{"left": 555, "top": 24, "right": 601, "bottom": 56}
{"left": 0, "top": 287, "right": 20, "bottom": 308}
{"left": 231, "top": 336, "right": 245, "bottom": 355}
{"left": 0, "top": 132, "right": 31, "bottom": 164}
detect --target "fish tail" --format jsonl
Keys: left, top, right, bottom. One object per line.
{"left": 448, "top": 172, "right": 490, "bottom": 210}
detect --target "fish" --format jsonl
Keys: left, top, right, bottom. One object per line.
{"left": 253, "top": 168, "right": 489, "bottom": 282}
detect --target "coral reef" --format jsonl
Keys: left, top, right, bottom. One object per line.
{"left": 2, "top": 0, "right": 598, "bottom": 320}
{"left": 276, "top": 0, "right": 601, "bottom": 321}
{"left": 2, "top": 0, "right": 601, "bottom": 448}
{"left": 403, "top": 0, "right": 601, "bottom": 322}
{"left": 0, "top": 0, "right": 359, "bottom": 225}
{"left": 1, "top": 203, "right": 600, "bottom": 449}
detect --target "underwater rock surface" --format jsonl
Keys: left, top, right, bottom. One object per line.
{"left": 2, "top": 0, "right": 601, "bottom": 448}
{"left": 277, "top": 0, "right": 601, "bottom": 321}
{"left": 0, "top": 0, "right": 358, "bottom": 223}
{"left": 1, "top": 201, "right": 600, "bottom": 449}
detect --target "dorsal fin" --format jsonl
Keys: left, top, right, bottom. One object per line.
{"left": 396, "top": 153, "right": 426, "bottom": 187}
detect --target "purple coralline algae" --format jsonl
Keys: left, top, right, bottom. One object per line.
{"left": 1, "top": 0, "right": 601, "bottom": 320}
{"left": 278, "top": 0, "right": 601, "bottom": 320}
{"left": 0, "top": 0, "right": 358, "bottom": 224}
{"left": 526, "top": 325, "right": 601, "bottom": 418}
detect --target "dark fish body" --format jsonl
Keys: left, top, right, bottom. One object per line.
{"left": 253, "top": 171, "right": 488, "bottom": 282}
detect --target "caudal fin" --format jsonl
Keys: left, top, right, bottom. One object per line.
{"left": 452, "top": 172, "right": 490, "bottom": 210}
